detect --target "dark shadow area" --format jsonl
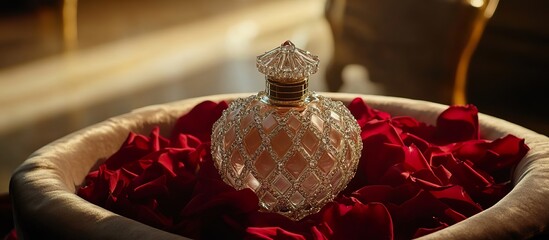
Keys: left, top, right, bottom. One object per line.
{"left": 0, "top": 194, "right": 13, "bottom": 237}
{"left": 468, "top": 0, "right": 549, "bottom": 135}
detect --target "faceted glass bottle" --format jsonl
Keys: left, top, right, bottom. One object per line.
{"left": 211, "top": 41, "right": 362, "bottom": 220}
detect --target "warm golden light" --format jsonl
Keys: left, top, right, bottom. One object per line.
{"left": 453, "top": 0, "right": 499, "bottom": 105}
{"left": 62, "top": 0, "right": 79, "bottom": 51}
{"left": 469, "top": 0, "right": 485, "bottom": 8}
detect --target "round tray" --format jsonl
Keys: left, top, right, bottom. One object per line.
{"left": 10, "top": 93, "right": 549, "bottom": 239}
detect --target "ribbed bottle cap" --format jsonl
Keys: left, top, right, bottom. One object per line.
{"left": 256, "top": 40, "right": 319, "bottom": 83}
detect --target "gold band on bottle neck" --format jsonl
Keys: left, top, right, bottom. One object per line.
{"left": 266, "top": 78, "right": 308, "bottom": 104}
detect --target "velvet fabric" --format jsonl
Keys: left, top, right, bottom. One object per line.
{"left": 10, "top": 93, "right": 549, "bottom": 239}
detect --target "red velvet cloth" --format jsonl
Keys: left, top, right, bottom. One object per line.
{"left": 72, "top": 99, "right": 528, "bottom": 240}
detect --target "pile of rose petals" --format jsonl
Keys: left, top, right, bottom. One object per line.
{"left": 76, "top": 98, "right": 529, "bottom": 240}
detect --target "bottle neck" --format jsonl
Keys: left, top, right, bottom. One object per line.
{"left": 265, "top": 77, "right": 308, "bottom": 106}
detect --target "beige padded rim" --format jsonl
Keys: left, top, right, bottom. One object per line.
{"left": 10, "top": 93, "right": 549, "bottom": 239}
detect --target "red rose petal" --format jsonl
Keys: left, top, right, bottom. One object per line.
{"left": 181, "top": 178, "right": 259, "bottom": 217}
{"left": 489, "top": 135, "right": 529, "bottom": 168}
{"left": 474, "top": 183, "right": 513, "bottom": 208}
{"left": 173, "top": 133, "right": 202, "bottom": 149}
{"left": 360, "top": 120, "right": 404, "bottom": 145}
{"left": 435, "top": 105, "right": 479, "bottom": 144}
{"left": 410, "top": 174, "right": 444, "bottom": 189}
{"left": 452, "top": 140, "right": 490, "bottom": 163}
{"left": 403, "top": 145, "right": 431, "bottom": 172}
{"left": 447, "top": 160, "right": 492, "bottom": 188}
{"left": 392, "top": 116, "right": 436, "bottom": 141}
{"left": 114, "top": 196, "right": 172, "bottom": 229}
{"left": 157, "top": 151, "right": 179, "bottom": 177}
{"left": 104, "top": 133, "right": 153, "bottom": 170}
{"left": 131, "top": 175, "right": 169, "bottom": 200}
{"left": 311, "top": 225, "right": 331, "bottom": 240}
{"left": 245, "top": 227, "right": 306, "bottom": 240}
{"left": 388, "top": 190, "right": 451, "bottom": 238}
{"left": 451, "top": 135, "right": 528, "bottom": 183}
{"left": 321, "top": 201, "right": 393, "bottom": 240}
{"left": 170, "top": 100, "right": 228, "bottom": 142}
{"left": 73, "top": 99, "right": 528, "bottom": 240}
{"left": 429, "top": 186, "right": 482, "bottom": 217}
{"left": 351, "top": 184, "right": 420, "bottom": 206}
{"left": 149, "top": 127, "right": 169, "bottom": 151}
{"left": 379, "top": 164, "right": 415, "bottom": 188}
{"left": 431, "top": 165, "right": 452, "bottom": 186}
{"left": 4, "top": 229, "right": 17, "bottom": 240}
{"left": 401, "top": 133, "right": 431, "bottom": 152}
{"left": 351, "top": 185, "right": 395, "bottom": 203}
{"left": 246, "top": 211, "right": 301, "bottom": 230}
{"left": 348, "top": 98, "right": 391, "bottom": 127}
{"left": 413, "top": 223, "right": 448, "bottom": 238}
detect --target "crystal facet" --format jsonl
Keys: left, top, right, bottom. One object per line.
{"left": 271, "top": 131, "right": 292, "bottom": 158}
{"left": 230, "top": 151, "right": 245, "bottom": 176}
{"left": 285, "top": 152, "right": 308, "bottom": 179}
{"left": 301, "top": 130, "right": 319, "bottom": 156}
{"left": 273, "top": 175, "right": 292, "bottom": 194}
{"left": 211, "top": 41, "right": 362, "bottom": 220}
{"left": 255, "top": 150, "right": 276, "bottom": 179}
{"left": 244, "top": 129, "right": 261, "bottom": 156}
{"left": 302, "top": 173, "right": 320, "bottom": 193}
{"left": 256, "top": 40, "right": 319, "bottom": 81}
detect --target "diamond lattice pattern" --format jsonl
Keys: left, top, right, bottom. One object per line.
{"left": 211, "top": 93, "right": 362, "bottom": 220}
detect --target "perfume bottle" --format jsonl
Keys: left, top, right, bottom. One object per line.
{"left": 211, "top": 41, "right": 362, "bottom": 220}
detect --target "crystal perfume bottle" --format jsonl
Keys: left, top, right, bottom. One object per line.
{"left": 211, "top": 41, "right": 362, "bottom": 220}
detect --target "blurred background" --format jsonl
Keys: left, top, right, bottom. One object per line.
{"left": 0, "top": 0, "right": 547, "bottom": 194}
